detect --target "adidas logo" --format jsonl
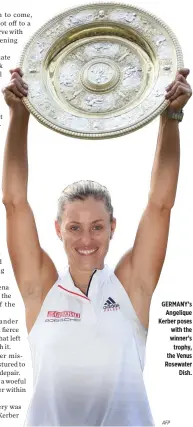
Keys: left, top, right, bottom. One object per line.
{"left": 103, "top": 297, "right": 120, "bottom": 311}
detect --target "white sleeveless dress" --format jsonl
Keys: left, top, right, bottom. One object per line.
{"left": 24, "top": 265, "right": 154, "bottom": 426}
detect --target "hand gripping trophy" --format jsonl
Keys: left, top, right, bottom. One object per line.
{"left": 1, "top": 3, "right": 192, "bottom": 426}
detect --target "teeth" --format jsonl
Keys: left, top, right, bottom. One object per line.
{"left": 77, "top": 249, "right": 97, "bottom": 255}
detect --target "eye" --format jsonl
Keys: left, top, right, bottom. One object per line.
{"left": 92, "top": 225, "right": 103, "bottom": 231}
{"left": 70, "top": 225, "right": 80, "bottom": 231}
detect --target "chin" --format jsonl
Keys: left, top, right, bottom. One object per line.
{"left": 67, "top": 248, "right": 107, "bottom": 271}
{"left": 74, "top": 253, "right": 105, "bottom": 271}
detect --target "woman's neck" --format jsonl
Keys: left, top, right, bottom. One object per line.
{"left": 70, "top": 268, "right": 94, "bottom": 288}
{"left": 69, "top": 264, "right": 103, "bottom": 294}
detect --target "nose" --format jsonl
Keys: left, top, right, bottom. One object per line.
{"left": 80, "top": 230, "right": 93, "bottom": 246}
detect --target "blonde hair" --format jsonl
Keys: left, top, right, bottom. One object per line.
{"left": 57, "top": 180, "right": 113, "bottom": 223}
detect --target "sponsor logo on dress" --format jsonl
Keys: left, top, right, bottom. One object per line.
{"left": 45, "top": 311, "right": 81, "bottom": 322}
{"left": 103, "top": 297, "right": 120, "bottom": 312}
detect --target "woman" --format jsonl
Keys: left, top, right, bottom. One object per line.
{"left": 1, "top": 67, "right": 192, "bottom": 426}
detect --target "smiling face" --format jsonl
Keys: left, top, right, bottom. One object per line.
{"left": 55, "top": 197, "right": 116, "bottom": 272}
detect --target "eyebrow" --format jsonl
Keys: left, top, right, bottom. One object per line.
{"left": 68, "top": 219, "right": 105, "bottom": 225}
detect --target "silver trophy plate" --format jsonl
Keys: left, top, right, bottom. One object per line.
{"left": 19, "top": 2, "right": 184, "bottom": 139}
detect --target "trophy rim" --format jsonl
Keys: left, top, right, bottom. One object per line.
{"left": 18, "top": 2, "right": 184, "bottom": 139}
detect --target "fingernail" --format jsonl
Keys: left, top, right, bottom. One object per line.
{"left": 23, "top": 83, "right": 28, "bottom": 88}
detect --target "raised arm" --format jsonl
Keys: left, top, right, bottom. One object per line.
{"left": 115, "top": 68, "right": 192, "bottom": 329}
{"left": 1, "top": 69, "right": 58, "bottom": 332}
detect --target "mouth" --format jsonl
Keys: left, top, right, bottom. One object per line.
{"left": 76, "top": 248, "right": 98, "bottom": 256}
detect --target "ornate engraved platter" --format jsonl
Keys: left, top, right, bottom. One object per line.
{"left": 19, "top": 2, "right": 184, "bottom": 139}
